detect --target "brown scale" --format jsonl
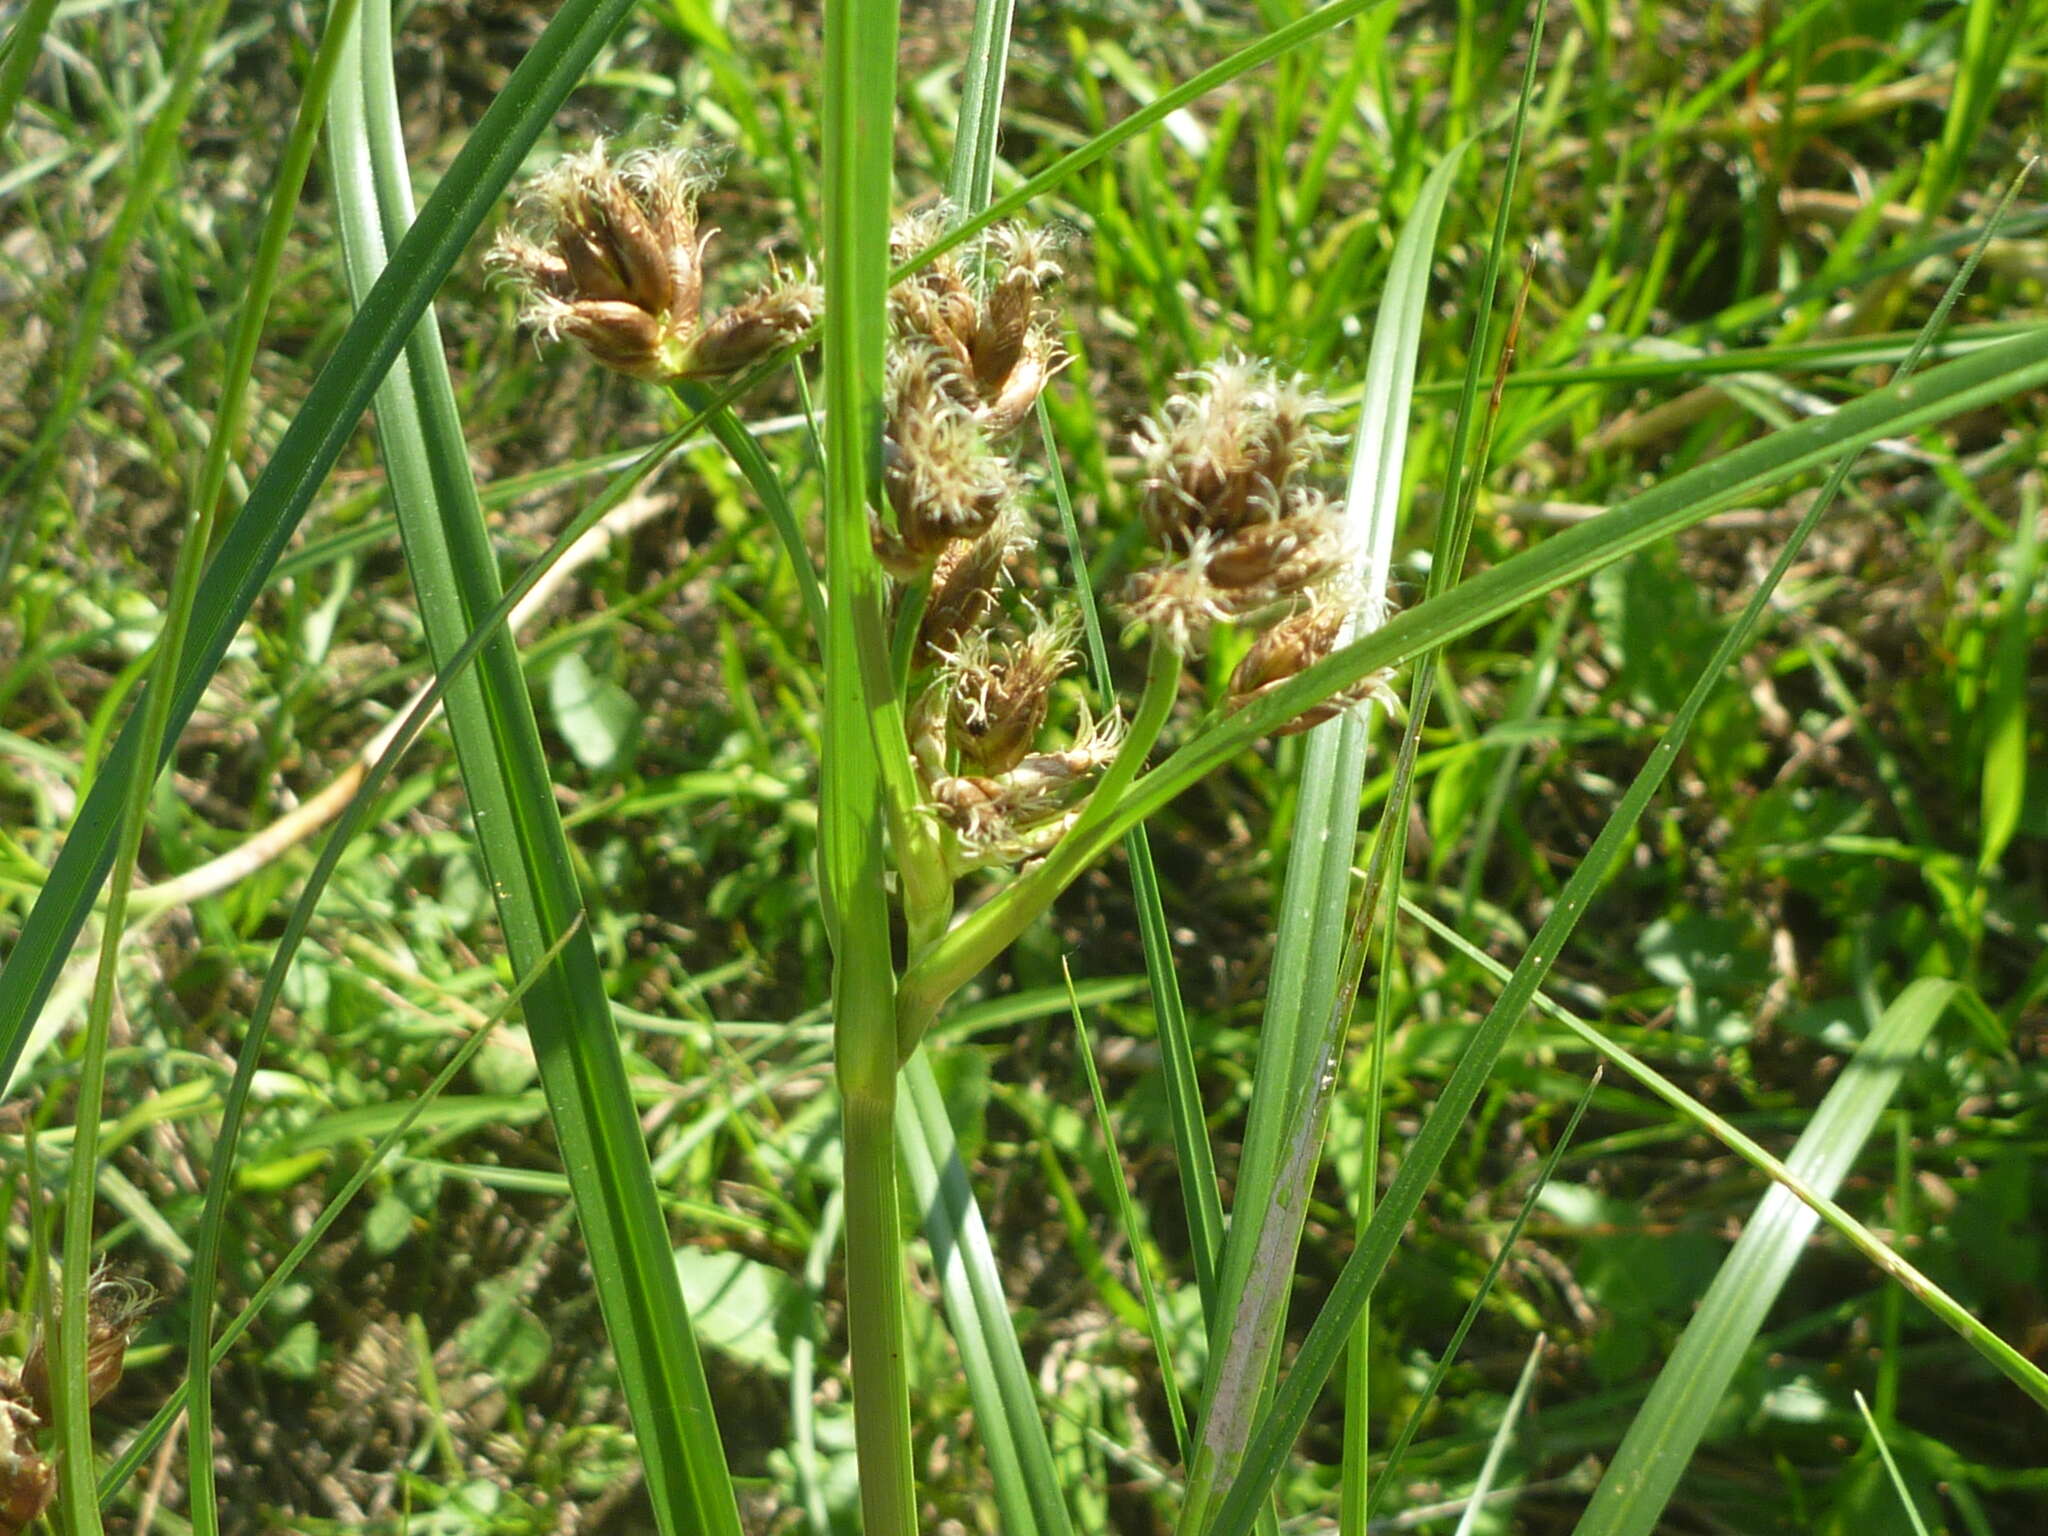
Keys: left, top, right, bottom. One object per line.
{"left": 1204, "top": 514, "right": 1346, "bottom": 596}
{"left": 918, "top": 532, "right": 1009, "bottom": 663}
{"left": 0, "top": 1397, "right": 53, "bottom": 1536}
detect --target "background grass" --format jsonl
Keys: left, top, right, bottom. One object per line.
{"left": 3, "top": 1, "right": 2046, "bottom": 1532}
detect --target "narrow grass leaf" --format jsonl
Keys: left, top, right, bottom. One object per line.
{"left": 326, "top": 8, "right": 740, "bottom": 1533}
{"left": 676, "top": 383, "right": 829, "bottom": 643}
{"left": 1404, "top": 893, "right": 2048, "bottom": 1409}
{"left": 1977, "top": 477, "right": 2037, "bottom": 875}
{"left": 0, "top": 0, "right": 61, "bottom": 143}
{"left": 898, "top": 1054, "right": 1078, "bottom": 1536}
{"left": 106, "top": 920, "right": 580, "bottom": 1506}
{"left": 897, "top": 0, "right": 1395, "bottom": 285}
{"left": 1042, "top": 424, "right": 1224, "bottom": 1310}
{"left": 1854, "top": 1390, "right": 1937, "bottom": 1536}
{"left": 1184, "top": 142, "right": 1468, "bottom": 1536}
{"left": 1452, "top": 1335, "right": 1546, "bottom": 1536}
{"left": 946, "top": 0, "right": 1017, "bottom": 210}
{"left": 0, "top": 0, "right": 232, "bottom": 595}
{"left": 1366, "top": 1070, "right": 1597, "bottom": 1522}
{"left": 1066, "top": 969, "right": 1190, "bottom": 1459}
{"left": 1572, "top": 980, "right": 1959, "bottom": 1536}
{"left": 1202, "top": 221, "right": 2033, "bottom": 1536}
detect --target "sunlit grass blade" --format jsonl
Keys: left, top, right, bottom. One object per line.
{"left": 170, "top": 386, "right": 716, "bottom": 1525}
{"left": 1976, "top": 476, "right": 2037, "bottom": 877}
{"left": 1044, "top": 421, "right": 1224, "bottom": 1310}
{"left": 1365, "top": 1068, "right": 1595, "bottom": 1522}
{"left": 1066, "top": 967, "right": 1190, "bottom": 1459}
{"left": 1403, "top": 894, "right": 2048, "bottom": 1409}
{"left": 0, "top": 0, "right": 231, "bottom": 599}
{"left": 1200, "top": 200, "right": 2036, "bottom": 1536}
{"left": 898, "top": 1053, "right": 1079, "bottom": 1536}
{"left": 1414, "top": 317, "right": 2043, "bottom": 398}
{"left": 0, "top": 0, "right": 644, "bottom": 1095}
{"left": 1183, "top": 143, "right": 1468, "bottom": 1536}
{"left": 676, "top": 383, "right": 829, "bottom": 643}
{"left": 790, "top": 1190, "right": 847, "bottom": 1533}
{"left": 45, "top": 0, "right": 320, "bottom": 1517}
{"left": 0, "top": 0, "right": 61, "bottom": 143}
{"left": 1571, "top": 979, "right": 1958, "bottom": 1536}
{"left": 1451, "top": 1334, "right": 1546, "bottom": 1536}
{"left": 1853, "top": 1390, "right": 1937, "bottom": 1536}
{"left": 946, "top": 0, "right": 1016, "bottom": 210}
{"left": 1346, "top": 17, "right": 1548, "bottom": 1508}
{"left": 898, "top": 0, "right": 1393, "bottom": 284}
{"left": 324, "top": 6, "right": 740, "bottom": 1533}
{"left": 102, "top": 919, "right": 579, "bottom": 1507}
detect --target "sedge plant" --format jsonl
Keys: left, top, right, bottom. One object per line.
{"left": 6, "top": 1, "right": 2048, "bottom": 1533}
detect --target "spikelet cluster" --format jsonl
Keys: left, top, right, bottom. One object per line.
{"left": 1, "top": 1270, "right": 154, "bottom": 1536}
{"left": 876, "top": 212, "right": 1066, "bottom": 572}
{"left": 890, "top": 212, "right": 1066, "bottom": 437}
{"left": 909, "top": 592, "right": 1126, "bottom": 869}
{"left": 489, "top": 143, "right": 819, "bottom": 382}
{"left": 872, "top": 216, "right": 1125, "bottom": 868}
{"left": 1120, "top": 357, "right": 1392, "bottom": 733}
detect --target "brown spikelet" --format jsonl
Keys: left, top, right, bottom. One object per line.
{"left": 917, "top": 510, "right": 1025, "bottom": 662}
{"left": 491, "top": 144, "right": 812, "bottom": 383}
{"left": 1202, "top": 510, "right": 1348, "bottom": 597}
{"left": 882, "top": 345, "right": 1017, "bottom": 564}
{"left": 1228, "top": 599, "right": 1398, "bottom": 736}
{"left": 692, "top": 268, "right": 822, "bottom": 375}
{"left": 972, "top": 225, "right": 1063, "bottom": 395}
{"left": 0, "top": 1403, "right": 54, "bottom": 1536}
{"left": 1118, "top": 554, "right": 1228, "bottom": 655}
{"left": 942, "top": 618, "right": 1075, "bottom": 776}
{"left": 20, "top": 1270, "right": 156, "bottom": 1423}
{"left": 1228, "top": 602, "right": 1344, "bottom": 703}
{"left": 928, "top": 706, "right": 1125, "bottom": 867}
{"left": 1133, "top": 356, "right": 1334, "bottom": 545}
{"left": 888, "top": 214, "right": 1066, "bottom": 436}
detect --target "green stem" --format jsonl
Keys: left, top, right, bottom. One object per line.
{"left": 895, "top": 635, "right": 1182, "bottom": 1055}
{"left": 850, "top": 574, "right": 954, "bottom": 959}
{"left": 820, "top": 0, "right": 914, "bottom": 1528}
{"left": 839, "top": 1050, "right": 917, "bottom": 1536}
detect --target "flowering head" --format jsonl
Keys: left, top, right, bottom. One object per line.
{"left": 490, "top": 144, "right": 817, "bottom": 382}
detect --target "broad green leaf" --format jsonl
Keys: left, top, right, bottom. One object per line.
{"left": 675, "top": 1248, "right": 815, "bottom": 1377}
{"left": 549, "top": 651, "right": 641, "bottom": 774}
